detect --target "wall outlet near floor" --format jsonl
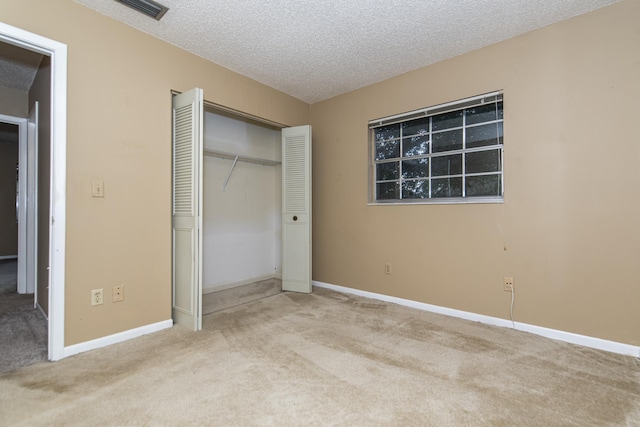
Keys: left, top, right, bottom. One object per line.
{"left": 385, "top": 263, "right": 392, "bottom": 275}
{"left": 503, "top": 277, "right": 514, "bottom": 292}
{"left": 112, "top": 285, "right": 124, "bottom": 303}
{"left": 91, "top": 288, "right": 104, "bottom": 306}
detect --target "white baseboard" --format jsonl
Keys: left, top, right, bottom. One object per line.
{"left": 313, "top": 281, "right": 640, "bottom": 358}
{"left": 63, "top": 319, "right": 173, "bottom": 359}
{"left": 0, "top": 255, "right": 18, "bottom": 260}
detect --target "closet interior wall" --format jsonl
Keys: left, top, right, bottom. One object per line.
{"left": 202, "top": 108, "right": 282, "bottom": 294}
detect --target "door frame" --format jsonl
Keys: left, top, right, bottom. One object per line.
{"left": 0, "top": 114, "right": 29, "bottom": 293}
{"left": 0, "top": 22, "right": 67, "bottom": 361}
{"left": 27, "top": 101, "right": 39, "bottom": 305}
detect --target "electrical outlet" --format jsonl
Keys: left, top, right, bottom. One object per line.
{"left": 91, "top": 288, "right": 104, "bottom": 306}
{"left": 112, "top": 285, "right": 124, "bottom": 303}
{"left": 503, "top": 277, "right": 514, "bottom": 292}
{"left": 385, "top": 263, "right": 392, "bottom": 275}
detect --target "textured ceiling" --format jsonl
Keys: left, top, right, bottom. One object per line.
{"left": 75, "top": 0, "right": 617, "bottom": 103}
{"left": 77, "top": 1, "right": 618, "bottom": 103}
{"left": 0, "top": 41, "right": 43, "bottom": 92}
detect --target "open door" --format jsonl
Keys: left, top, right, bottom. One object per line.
{"left": 282, "top": 125, "right": 312, "bottom": 293}
{"left": 172, "top": 88, "right": 203, "bottom": 331}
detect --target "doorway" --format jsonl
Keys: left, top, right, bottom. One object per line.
{"left": 0, "top": 104, "right": 47, "bottom": 373}
{"left": 200, "top": 106, "right": 284, "bottom": 314}
{"left": 0, "top": 22, "right": 67, "bottom": 361}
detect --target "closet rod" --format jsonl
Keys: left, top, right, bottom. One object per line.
{"left": 204, "top": 149, "right": 281, "bottom": 166}
{"left": 205, "top": 149, "right": 281, "bottom": 191}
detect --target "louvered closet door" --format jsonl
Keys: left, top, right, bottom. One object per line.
{"left": 282, "top": 125, "right": 312, "bottom": 293}
{"left": 172, "top": 88, "right": 203, "bottom": 331}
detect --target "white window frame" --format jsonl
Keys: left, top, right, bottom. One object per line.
{"left": 368, "top": 91, "right": 504, "bottom": 205}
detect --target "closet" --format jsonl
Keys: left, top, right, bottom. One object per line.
{"left": 200, "top": 107, "right": 283, "bottom": 314}
{"left": 171, "top": 88, "right": 311, "bottom": 331}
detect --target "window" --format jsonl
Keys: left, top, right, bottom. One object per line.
{"left": 369, "top": 91, "right": 503, "bottom": 204}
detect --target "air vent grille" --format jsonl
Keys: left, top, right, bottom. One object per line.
{"left": 115, "top": 0, "right": 169, "bottom": 20}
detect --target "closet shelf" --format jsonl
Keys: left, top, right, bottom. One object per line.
{"left": 204, "top": 149, "right": 281, "bottom": 166}
{"left": 204, "top": 149, "right": 280, "bottom": 191}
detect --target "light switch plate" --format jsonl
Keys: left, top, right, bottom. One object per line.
{"left": 92, "top": 181, "right": 104, "bottom": 198}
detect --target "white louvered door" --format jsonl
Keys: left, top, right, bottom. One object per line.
{"left": 282, "top": 125, "right": 312, "bottom": 293}
{"left": 172, "top": 88, "right": 203, "bottom": 331}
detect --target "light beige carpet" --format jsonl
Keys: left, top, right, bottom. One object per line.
{"left": 1, "top": 287, "right": 639, "bottom": 426}
{"left": 202, "top": 278, "right": 281, "bottom": 314}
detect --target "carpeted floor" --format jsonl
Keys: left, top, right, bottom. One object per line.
{"left": 0, "top": 260, "right": 48, "bottom": 375}
{"left": 0, "top": 259, "right": 18, "bottom": 294}
{"left": 203, "top": 278, "right": 282, "bottom": 314}
{"left": 0, "top": 287, "right": 639, "bottom": 426}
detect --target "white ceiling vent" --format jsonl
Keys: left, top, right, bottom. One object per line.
{"left": 114, "top": 0, "right": 168, "bottom": 20}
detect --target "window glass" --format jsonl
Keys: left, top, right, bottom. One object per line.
{"left": 375, "top": 140, "right": 400, "bottom": 160}
{"left": 465, "top": 104, "right": 497, "bottom": 125}
{"left": 370, "top": 92, "right": 503, "bottom": 203}
{"left": 402, "top": 117, "right": 429, "bottom": 137}
{"left": 432, "top": 129, "right": 463, "bottom": 153}
{"left": 466, "top": 175, "right": 502, "bottom": 197}
{"left": 465, "top": 150, "right": 501, "bottom": 174}
{"left": 431, "top": 177, "right": 463, "bottom": 198}
{"left": 402, "top": 135, "right": 429, "bottom": 157}
{"left": 466, "top": 122, "right": 503, "bottom": 148}
{"left": 376, "top": 182, "right": 399, "bottom": 200}
{"left": 402, "top": 158, "right": 429, "bottom": 179}
{"left": 376, "top": 162, "right": 399, "bottom": 181}
{"left": 374, "top": 124, "right": 400, "bottom": 142}
{"left": 402, "top": 179, "right": 429, "bottom": 199}
{"left": 431, "top": 154, "right": 462, "bottom": 176}
{"left": 432, "top": 110, "right": 462, "bottom": 131}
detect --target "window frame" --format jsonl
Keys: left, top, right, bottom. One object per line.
{"left": 368, "top": 91, "right": 504, "bottom": 205}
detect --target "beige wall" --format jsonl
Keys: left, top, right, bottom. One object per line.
{"left": 29, "top": 56, "right": 51, "bottom": 314}
{"left": 1, "top": 0, "right": 637, "bottom": 349}
{"left": 1, "top": 0, "right": 309, "bottom": 345}
{"left": 0, "top": 138, "right": 18, "bottom": 257}
{"left": 0, "top": 86, "right": 27, "bottom": 117}
{"left": 310, "top": 0, "right": 640, "bottom": 346}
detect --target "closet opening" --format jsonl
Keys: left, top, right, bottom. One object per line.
{"left": 201, "top": 106, "right": 283, "bottom": 314}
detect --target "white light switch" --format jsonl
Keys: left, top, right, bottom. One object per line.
{"left": 92, "top": 181, "right": 104, "bottom": 198}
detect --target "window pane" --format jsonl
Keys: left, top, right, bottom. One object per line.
{"left": 431, "top": 154, "right": 462, "bottom": 176}
{"left": 465, "top": 103, "right": 498, "bottom": 125}
{"left": 465, "top": 149, "right": 501, "bottom": 174}
{"left": 466, "top": 122, "right": 503, "bottom": 148}
{"left": 371, "top": 94, "right": 503, "bottom": 204}
{"left": 466, "top": 175, "right": 502, "bottom": 197}
{"left": 375, "top": 140, "right": 400, "bottom": 160}
{"left": 432, "top": 129, "right": 462, "bottom": 153}
{"left": 402, "top": 117, "right": 429, "bottom": 137}
{"left": 403, "top": 135, "right": 429, "bottom": 157}
{"left": 432, "top": 177, "right": 462, "bottom": 198}
{"left": 432, "top": 110, "right": 462, "bottom": 131}
{"left": 402, "top": 158, "right": 429, "bottom": 179}
{"left": 374, "top": 124, "right": 400, "bottom": 142}
{"left": 376, "top": 182, "right": 399, "bottom": 200}
{"left": 376, "top": 162, "right": 399, "bottom": 181}
{"left": 402, "top": 179, "right": 429, "bottom": 199}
